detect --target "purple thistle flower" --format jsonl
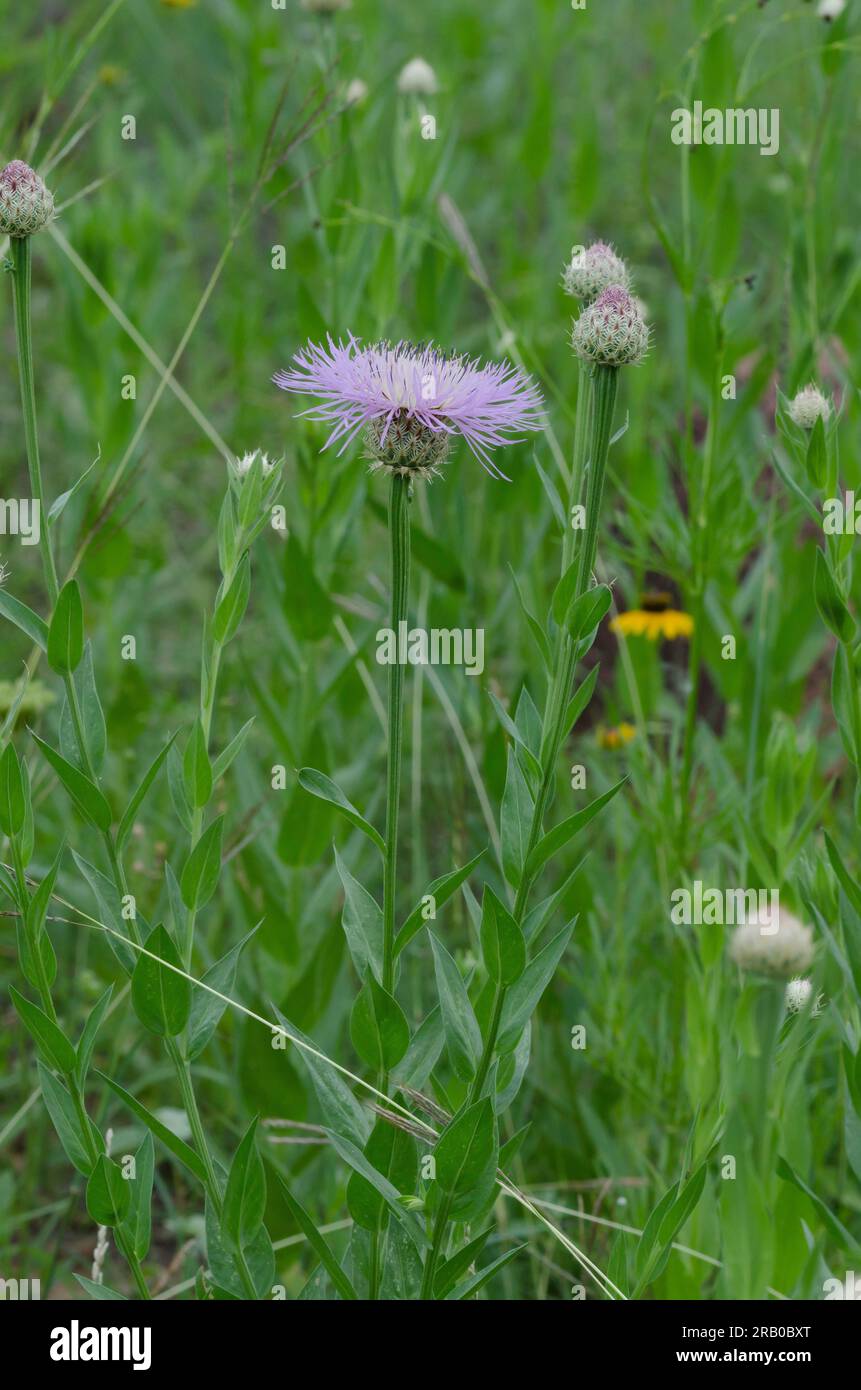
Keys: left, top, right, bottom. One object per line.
{"left": 273, "top": 336, "right": 545, "bottom": 481}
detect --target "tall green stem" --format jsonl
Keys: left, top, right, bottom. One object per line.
{"left": 10, "top": 236, "right": 59, "bottom": 602}
{"left": 382, "top": 475, "right": 411, "bottom": 997}
{"left": 468, "top": 366, "right": 619, "bottom": 1108}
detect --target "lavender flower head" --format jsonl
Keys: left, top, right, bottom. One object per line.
{"left": 274, "top": 336, "right": 545, "bottom": 481}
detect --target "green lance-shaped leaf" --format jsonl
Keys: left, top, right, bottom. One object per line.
{"left": 805, "top": 414, "right": 827, "bottom": 489}
{"left": 500, "top": 745, "right": 534, "bottom": 890}
{"left": 180, "top": 815, "right": 224, "bottom": 913}
{"left": 116, "top": 732, "right": 178, "bottom": 854}
{"left": 395, "top": 849, "right": 487, "bottom": 958}
{"left": 523, "top": 777, "right": 625, "bottom": 882}
{"left": 432, "top": 1097, "right": 499, "bottom": 1221}
{"left": 350, "top": 974, "right": 410, "bottom": 1072}
{"left": 497, "top": 918, "right": 576, "bottom": 1054}
{"left": 131, "top": 923, "right": 191, "bottom": 1037}
{"left": 211, "top": 717, "right": 255, "bottom": 784}
{"left": 298, "top": 768, "right": 385, "bottom": 855}
{"left": 275, "top": 1173, "right": 358, "bottom": 1300}
{"left": 433, "top": 1227, "right": 494, "bottom": 1299}
{"left": 335, "top": 846, "right": 383, "bottom": 981}
{"left": 446, "top": 1245, "right": 526, "bottom": 1300}
{"left": 75, "top": 984, "right": 114, "bottom": 1087}
{"left": 223, "top": 1116, "right": 267, "bottom": 1251}
{"left": 0, "top": 742, "right": 26, "bottom": 837}
{"left": 187, "top": 923, "right": 260, "bottom": 1060}
{"left": 29, "top": 730, "right": 112, "bottom": 831}
{"left": 271, "top": 1007, "right": 370, "bottom": 1146}
{"left": 213, "top": 552, "right": 251, "bottom": 645}
{"left": 480, "top": 887, "right": 526, "bottom": 987}
{"left": 0, "top": 589, "right": 49, "bottom": 650}
{"left": 347, "top": 1119, "right": 418, "bottom": 1233}
{"left": 429, "top": 933, "right": 482, "bottom": 1082}
{"left": 121, "top": 1131, "right": 155, "bottom": 1261}
{"left": 183, "top": 718, "right": 212, "bottom": 810}
{"left": 814, "top": 548, "right": 855, "bottom": 642}
{"left": 96, "top": 1070, "right": 209, "bottom": 1185}
{"left": 59, "top": 643, "right": 107, "bottom": 776}
{"left": 38, "top": 1061, "right": 104, "bottom": 1177}
{"left": 9, "top": 984, "right": 77, "bottom": 1074}
{"left": 86, "top": 1155, "right": 132, "bottom": 1228}
{"left": 47, "top": 579, "right": 84, "bottom": 675}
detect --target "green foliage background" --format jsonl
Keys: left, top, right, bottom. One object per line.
{"left": 1, "top": 0, "right": 860, "bottom": 1300}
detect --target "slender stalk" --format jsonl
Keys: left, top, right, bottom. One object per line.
{"left": 679, "top": 331, "right": 724, "bottom": 855}
{"left": 369, "top": 475, "right": 411, "bottom": 1299}
{"left": 420, "top": 1191, "right": 453, "bottom": 1300}
{"left": 468, "top": 366, "right": 619, "bottom": 1107}
{"left": 382, "top": 475, "right": 411, "bottom": 996}
{"left": 10, "top": 236, "right": 59, "bottom": 601}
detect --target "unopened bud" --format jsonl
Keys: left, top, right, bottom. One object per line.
{"left": 571, "top": 285, "right": 649, "bottom": 367}
{"left": 0, "top": 161, "right": 54, "bottom": 238}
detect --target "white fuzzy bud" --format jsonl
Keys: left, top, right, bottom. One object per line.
{"left": 397, "top": 57, "right": 438, "bottom": 96}
{"left": 729, "top": 909, "right": 814, "bottom": 980}
{"left": 788, "top": 383, "right": 830, "bottom": 430}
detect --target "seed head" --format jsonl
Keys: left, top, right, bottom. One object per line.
{"left": 0, "top": 161, "right": 55, "bottom": 238}
{"left": 397, "top": 57, "right": 438, "bottom": 95}
{"left": 788, "top": 382, "right": 830, "bottom": 430}
{"left": 571, "top": 284, "right": 650, "bottom": 367}
{"left": 729, "top": 908, "right": 814, "bottom": 980}
{"left": 563, "top": 241, "right": 631, "bottom": 303}
{"left": 817, "top": 0, "right": 846, "bottom": 19}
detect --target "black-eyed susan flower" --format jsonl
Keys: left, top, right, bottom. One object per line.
{"left": 597, "top": 722, "right": 636, "bottom": 750}
{"left": 611, "top": 594, "right": 693, "bottom": 642}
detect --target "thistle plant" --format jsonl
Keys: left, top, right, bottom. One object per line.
{"left": 266, "top": 276, "right": 646, "bottom": 1300}
{"left": 1, "top": 164, "right": 284, "bottom": 1297}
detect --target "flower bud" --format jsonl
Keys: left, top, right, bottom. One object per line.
{"left": 397, "top": 57, "right": 438, "bottom": 96}
{"left": 0, "top": 161, "right": 55, "bottom": 238}
{"left": 345, "top": 78, "right": 368, "bottom": 106}
{"left": 366, "top": 415, "right": 449, "bottom": 480}
{"left": 563, "top": 241, "right": 631, "bottom": 303}
{"left": 788, "top": 382, "right": 830, "bottom": 430}
{"left": 785, "top": 977, "right": 812, "bottom": 1013}
{"left": 571, "top": 284, "right": 649, "bottom": 367}
{"left": 729, "top": 909, "right": 814, "bottom": 980}
{"left": 817, "top": 0, "right": 846, "bottom": 20}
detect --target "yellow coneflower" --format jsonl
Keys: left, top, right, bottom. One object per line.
{"left": 597, "top": 722, "right": 636, "bottom": 750}
{"left": 611, "top": 592, "right": 693, "bottom": 642}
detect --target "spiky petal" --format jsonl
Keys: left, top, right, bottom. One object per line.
{"left": 274, "top": 336, "right": 545, "bottom": 480}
